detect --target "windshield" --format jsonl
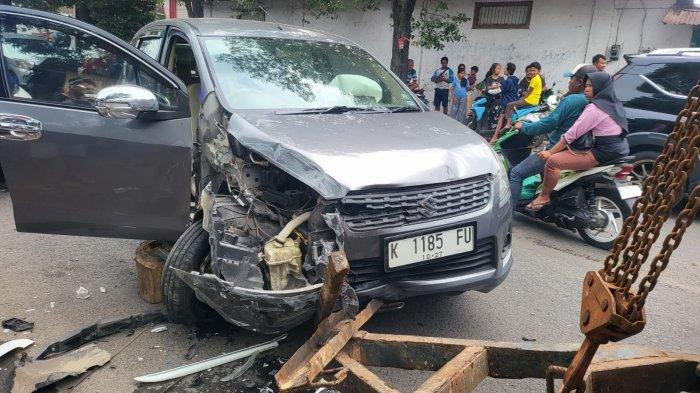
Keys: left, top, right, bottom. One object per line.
{"left": 202, "top": 36, "right": 418, "bottom": 110}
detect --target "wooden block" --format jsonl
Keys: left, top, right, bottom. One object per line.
{"left": 134, "top": 241, "right": 171, "bottom": 304}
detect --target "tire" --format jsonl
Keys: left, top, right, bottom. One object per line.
{"left": 578, "top": 189, "right": 632, "bottom": 250}
{"left": 629, "top": 150, "right": 659, "bottom": 186}
{"left": 162, "top": 220, "right": 211, "bottom": 325}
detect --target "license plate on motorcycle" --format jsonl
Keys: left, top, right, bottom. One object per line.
{"left": 386, "top": 225, "right": 475, "bottom": 270}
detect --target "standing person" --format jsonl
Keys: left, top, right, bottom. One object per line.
{"left": 479, "top": 63, "right": 505, "bottom": 130}
{"left": 492, "top": 62, "right": 520, "bottom": 142}
{"left": 499, "top": 61, "right": 542, "bottom": 134}
{"left": 450, "top": 65, "right": 469, "bottom": 124}
{"left": 592, "top": 54, "right": 607, "bottom": 71}
{"left": 507, "top": 64, "right": 597, "bottom": 206}
{"left": 526, "top": 72, "right": 629, "bottom": 212}
{"left": 466, "top": 65, "right": 479, "bottom": 117}
{"left": 405, "top": 58, "right": 423, "bottom": 94}
{"left": 430, "top": 56, "right": 454, "bottom": 114}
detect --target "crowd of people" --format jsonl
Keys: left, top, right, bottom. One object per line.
{"left": 404, "top": 52, "right": 629, "bottom": 213}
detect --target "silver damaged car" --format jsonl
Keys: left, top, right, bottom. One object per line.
{"left": 0, "top": 7, "right": 512, "bottom": 333}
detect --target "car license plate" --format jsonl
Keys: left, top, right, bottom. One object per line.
{"left": 386, "top": 226, "right": 475, "bottom": 270}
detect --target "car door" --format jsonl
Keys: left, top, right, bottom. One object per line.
{"left": 0, "top": 6, "right": 192, "bottom": 241}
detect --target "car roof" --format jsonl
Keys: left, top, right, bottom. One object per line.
{"left": 150, "top": 18, "right": 355, "bottom": 44}
{"left": 625, "top": 48, "right": 700, "bottom": 64}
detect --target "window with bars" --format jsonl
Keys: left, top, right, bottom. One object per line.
{"left": 232, "top": 8, "right": 266, "bottom": 21}
{"left": 473, "top": 1, "right": 533, "bottom": 29}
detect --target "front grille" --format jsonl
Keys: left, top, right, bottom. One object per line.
{"left": 340, "top": 176, "right": 491, "bottom": 231}
{"left": 348, "top": 238, "right": 495, "bottom": 288}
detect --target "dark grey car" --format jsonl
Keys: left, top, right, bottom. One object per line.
{"left": 0, "top": 7, "right": 512, "bottom": 333}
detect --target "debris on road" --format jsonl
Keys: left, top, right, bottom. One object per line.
{"left": 150, "top": 325, "right": 167, "bottom": 333}
{"left": 2, "top": 318, "right": 34, "bottom": 333}
{"left": 134, "top": 334, "right": 286, "bottom": 383}
{"left": 11, "top": 344, "right": 110, "bottom": 393}
{"left": 184, "top": 328, "right": 199, "bottom": 360}
{"left": 75, "top": 287, "right": 90, "bottom": 299}
{"left": 0, "top": 339, "right": 33, "bottom": 359}
{"left": 99, "top": 287, "right": 106, "bottom": 293}
{"left": 35, "top": 312, "right": 165, "bottom": 360}
{"left": 220, "top": 351, "right": 259, "bottom": 382}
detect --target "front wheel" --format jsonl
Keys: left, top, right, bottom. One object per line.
{"left": 578, "top": 189, "right": 632, "bottom": 250}
{"left": 162, "top": 220, "right": 212, "bottom": 325}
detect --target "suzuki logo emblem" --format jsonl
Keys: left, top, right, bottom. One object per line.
{"left": 417, "top": 195, "right": 438, "bottom": 217}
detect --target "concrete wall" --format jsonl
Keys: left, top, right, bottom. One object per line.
{"left": 168, "top": 0, "right": 693, "bottom": 95}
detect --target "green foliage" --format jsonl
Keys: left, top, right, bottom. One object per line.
{"left": 412, "top": 0, "right": 470, "bottom": 51}
{"left": 81, "top": 0, "right": 163, "bottom": 41}
{"left": 9, "top": 0, "right": 163, "bottom": 41}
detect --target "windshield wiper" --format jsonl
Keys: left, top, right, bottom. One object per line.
{"left": 276, "top": 106, "right": 389, "bottom": 115}
{"left": 388, "top": 106, "right": 422, "bottom": 113}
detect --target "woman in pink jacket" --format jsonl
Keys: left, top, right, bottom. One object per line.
{"left": 527, "top": 72, "right": 629, "bottom": 212}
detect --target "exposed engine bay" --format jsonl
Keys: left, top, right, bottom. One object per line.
{"left": 175, "top": 129, "right": 357, "bottom": 334}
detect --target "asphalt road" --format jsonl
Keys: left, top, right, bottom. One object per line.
{"left": 0, "top": 191, "right": 697, "bottom": 392}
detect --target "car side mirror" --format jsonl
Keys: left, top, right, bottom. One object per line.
{"left": 95, "top": 85, "right": 159, "bottom": 119}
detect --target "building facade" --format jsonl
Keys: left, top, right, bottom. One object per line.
{"left": 164, "top": 0, "right": 694, "bottom": 94}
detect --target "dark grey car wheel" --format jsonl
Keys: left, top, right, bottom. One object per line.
{"left": 162, "top": 220, "right": 211, "bottom": 325}
{"left": 630, "top": 150, "right": 659, "bottom": 186}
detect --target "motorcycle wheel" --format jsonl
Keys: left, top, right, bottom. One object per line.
{"left": 577, "top": 189, "right": 631, "bottom": 250}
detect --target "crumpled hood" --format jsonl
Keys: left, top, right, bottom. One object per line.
{"left": 227, "top": 110, "right": 500, "bottom": 199}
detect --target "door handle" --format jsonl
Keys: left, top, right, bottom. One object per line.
{"left": 0, "top": 113, "right": 42, "bottom": 141}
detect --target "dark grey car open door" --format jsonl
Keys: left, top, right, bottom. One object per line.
{"left": 0, "top": 6, "right": 192, "bottom": 241}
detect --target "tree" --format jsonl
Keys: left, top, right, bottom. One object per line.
{"left": 232, "top": 0, "right": 468, "bottom": 81}
{"left": 180, "top": 0, "right": 204, "bottom": 17}
{"left": 6, "top": 0, "right": 162, "bottom": 41}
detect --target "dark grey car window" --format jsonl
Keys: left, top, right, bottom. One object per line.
{"left": 135, "top": 28, "right": 164, "bottom": 61}
{"left": 0, "top": 14, "right": 176, "bottom": 110}
{"left": 644, "top": 63, "right": 700, "bottom": 96}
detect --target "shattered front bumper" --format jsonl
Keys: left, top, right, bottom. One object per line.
{"left": 175, "top": 192, "right": 512, "bottom": 334}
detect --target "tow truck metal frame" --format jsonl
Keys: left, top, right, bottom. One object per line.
{"left": 336, "top": 331, "right": 699, "bottom": 393}
{"left": 275, "top": 299, "right": 699, "bottom": 393}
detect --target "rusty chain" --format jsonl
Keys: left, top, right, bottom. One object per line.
{"left": 600, "top": 85, "right": 700, "bottom": 320}
{"left": 554, "top": 83, "right": 700, "bottom": 393}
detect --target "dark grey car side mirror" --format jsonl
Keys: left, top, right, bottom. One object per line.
{"left": 95, "top": 85, "right": 159, "bottom": 119}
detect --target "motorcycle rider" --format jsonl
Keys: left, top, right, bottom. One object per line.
{"left": 526, "top": 72, "right": 629, "bottom": 212}
{"left": 507, "top": 64, "right": 597, "bottom": 207}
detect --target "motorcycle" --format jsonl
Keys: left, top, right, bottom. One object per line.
{"left": 493, "top": 127, "right": 642, "bottom": 250}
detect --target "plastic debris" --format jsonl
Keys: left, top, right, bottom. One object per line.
{"left": 0, "top": 338, "right": 33, "bottom": 359}
{"left": 11, "top": 344, "right": 110, "bottom": 393}
{"left": 49, "top": 302, "right": 55, "bottom": 308}
{"left": 24, "top": 309, "right": 35, "bottom": 313}
{"left": 220, "top": 351, "right": 259, "bottom": 382}
{"left": 2, "top": 317, "right": 34, "bottom": 332}
{"left": 75, "top": 287, "right": 90, "bottom": 299}
{"left": 35, "top": 312, "right": 165, "bottom": 360}
{"left": 150, "top": 325, "right": 167, "bottom": 333}
{"left": 135, "top": 334, "right": 286, "bottom": 383}
{"left": 99, "top": 287, "right": 106, "bottom": 293}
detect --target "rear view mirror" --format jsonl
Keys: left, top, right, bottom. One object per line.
{"left": 95, "top": 85, "right": 158, "bottom": 119}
